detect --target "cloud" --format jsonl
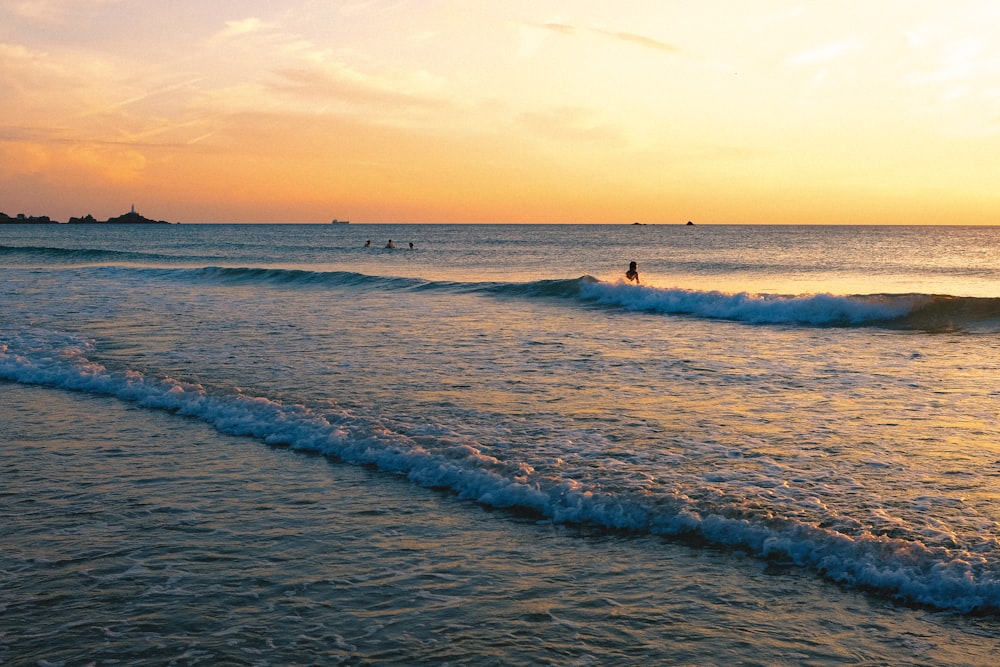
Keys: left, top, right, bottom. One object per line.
{"left": 105, "top": 77, "right": 207, "bottom": 112}
{"left": 0, "top": 39, "right": 218, "bottom": 159}
{"left": 904, "top": 38, "right": 985, "bottom": 86}
{"left": 269, "top": 64, "right": 451, "bottom": 113}
{"left": 191, "top": 57, "right": 456, "bottom": 135}
{"left": 593, "top": 29, "right": 680, "bottom": 54}
{"left": 0, "top": 114, "right": 216, "bottom": 153}
{"left": 0, "top": 41, "right": 65, "bottom": 91}
{"left": 6, "top": 0, "right": 124, "bottom": 22}
{"left": 785, "top": 38, "right": 863, "bottom": 66}
{"left": 538, "top": 22, "right": 577, "bottom": 36}
{"left": 211, "top": 16, "right": 273, "bottom": 42}
{"left": 524, "top": 21, "right": 682, "bottom": 56}
{"left": 0, "top": 41, "right": 115, "bottom": 113}
{"left": 0, "top": 128, "right": 149, "bottom": 183}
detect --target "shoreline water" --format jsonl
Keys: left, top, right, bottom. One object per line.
{"left": 5, "top": 381, "right": 999, "bottom": 665}
{"left": 3, "top": 223, "right": 1000, "bottom": 664}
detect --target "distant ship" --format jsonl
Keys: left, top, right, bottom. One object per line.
{"left": 331, "top": 219, "right": 350, "bottom": 224}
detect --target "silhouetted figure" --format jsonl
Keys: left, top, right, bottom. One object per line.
{"left": 626, "top": 261, "right": 639, "bottom": 283}
{"left": 385, "top": 239, "right": 395, "bottom": 249}
{"left": 408, "top": 242, "right": 414, "bottom": 250}
{"left": 365, "top": 239, "right": 371, "bottom": 247}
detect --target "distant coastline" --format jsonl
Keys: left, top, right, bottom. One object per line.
{"left": 1, "top": 207, "right": 175, "bottom": 225}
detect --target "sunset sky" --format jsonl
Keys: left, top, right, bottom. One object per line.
{"left": 2, "top": 1, "right": 999, "bottom": 223}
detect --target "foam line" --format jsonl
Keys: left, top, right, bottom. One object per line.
{"left": 3, "top": 328, "right": 998, "bottom": 612}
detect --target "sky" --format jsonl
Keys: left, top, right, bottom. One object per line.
{"left": 2, "top": 1, "right": 999, "bottom": 224}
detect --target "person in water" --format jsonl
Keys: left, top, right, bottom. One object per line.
{"left": 365, "top": 240, "right": 371, "bottom": 247}
{"left": 385, "top": 239, "right": 395, "bottom": 249}
{"left": 626, "top": 261, "right": 639, "bottom": 283}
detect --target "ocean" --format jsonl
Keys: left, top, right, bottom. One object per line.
{"left": 2, "top": 222, "right": 1000, "bottom": 665}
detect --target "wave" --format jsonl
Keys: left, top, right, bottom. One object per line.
{"left": 577, "top": 281, "right": 1000, "bottom": 331}
{"left": 15, "top": 255, "right": 1000, "bottom": 331}
{"left": 185, "top": 267, "right": 1000, "bottom": 332}
{"left": 176, "top": 266, "right": 589, "bottom": 297}
{"left": 2, "top": 327, "right": 999, "bottom": 614}
{"left": 190, "top": 266, "right": 431, "bottom": 290}
{"left": 0, "top": 244, "right": 181, "bottom": 264}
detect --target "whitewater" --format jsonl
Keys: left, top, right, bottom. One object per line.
{"left": 3, "top": 223, "right": 1000, "bottom": 665}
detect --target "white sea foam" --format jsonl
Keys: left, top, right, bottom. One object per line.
{"left": 3, "top": 327, "right": 998, "bottom": 613}
{"left": 580, "top": 282, "right": 922, "bottom": 325}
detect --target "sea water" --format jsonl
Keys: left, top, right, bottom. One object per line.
{"left": 2, "top": 223, "right": 1000, "bottom": 665}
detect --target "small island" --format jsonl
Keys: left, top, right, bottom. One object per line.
{"left": 1, "top": 205, "right": 175, "bottom": 225}
{"left": 0, "top": 212, "right": 56, "bottom": 224}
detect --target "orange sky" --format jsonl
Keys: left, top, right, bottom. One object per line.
{"left": 2, "top": 1, "right": 999, "bottom": 223}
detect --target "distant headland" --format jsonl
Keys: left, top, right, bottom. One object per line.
{"left": 0, "top": 205, "right": 175, "bottom": 225}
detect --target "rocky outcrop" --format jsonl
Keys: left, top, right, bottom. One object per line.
{"left": 1, "top": 208, "right": 176, "bottom": 224}
{"left": 0, "top": 212, "right": 55, "bottom": 224}
{"left": 99, "top": 210, "right": 171, "bottom": 224}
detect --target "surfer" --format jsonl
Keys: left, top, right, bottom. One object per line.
{"left": 385, "top": 239, "right": 395, "bottom": 249}
{"left": 626, "top": 261, "right": 639, "bottom": 284}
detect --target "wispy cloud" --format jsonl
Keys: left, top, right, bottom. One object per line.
{"left": 530, "top": 22, "right": 682, "bottom": 55}
{"left": 0, "top": 41, "right": 69, "bottom": 90}
{"left": 106, "top": 77, "right": 207, "bottom": 112}
{"left": 211, "top": 16, "right": 273, "bottom": 42}
{"left": 785, "top": 38, "right": 863, "bottom": 67}
{"left": 6, "top": 0, "right": 124, "bottom": 22}
{"left": 904, "top": 38, "right": 985, "bottom": 86}
{"left": 0, "top": 124, "right": 149, "bottom": 184}
{"left": 538, "top": 22, "right": 577, "bottom": 36}
{"left": 592, "top": 29, "right": 680, "bottom": 54}
{"left": 271, "top": 64, "right": 449, "bottom": 110}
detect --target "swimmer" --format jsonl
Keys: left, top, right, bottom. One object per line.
{"left": 385, "top": 239, "right": 395, "bottom": 249}
{"left": 625, "top": 261, "right": 639, "bottom": 283}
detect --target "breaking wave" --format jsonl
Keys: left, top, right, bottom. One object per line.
{"left": 5, "top": 249, "right": 998, "bottom": 330}
{"left": 3, "top": 327, "right": 1000, "bottom": 613}
{"left": 175, "top": 267, "right": 1000, "bottom": 332}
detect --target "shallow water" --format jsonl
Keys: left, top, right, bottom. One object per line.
{"left": 4, "top": 382, "right": 998, "bottom": 666}
{"left": 3, "top": 223, "right": 1000, "bottom": 663}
